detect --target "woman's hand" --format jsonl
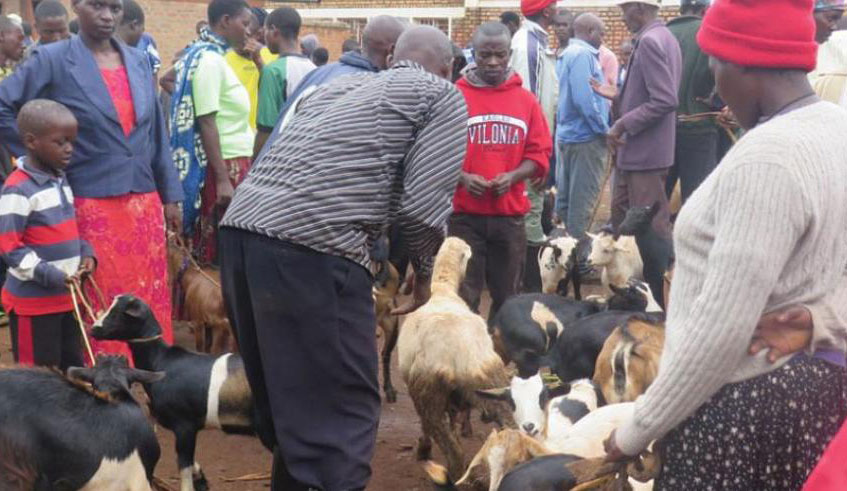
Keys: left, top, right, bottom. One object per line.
{"left": 78, "top": 257, "right": 96, "bottom": 276}
{"left": 603, "top": 430, "right": 632, "bottom": 462}
{"left": 749, "top": 305, "right": 813, "bottom": 363}
{"left": 164, "top": 203, "right": 183, "bottom": 235}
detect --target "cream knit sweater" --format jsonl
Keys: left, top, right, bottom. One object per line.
{"left": 616, "top": 101, "right": 847, "bottom": 455}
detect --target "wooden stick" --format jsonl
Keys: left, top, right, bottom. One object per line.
{"left": 222, "top": 472, "right": 272, "bottom": 482}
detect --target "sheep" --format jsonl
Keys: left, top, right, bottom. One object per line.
{"left": 593, "top": 320, "right": 665, "bottom": 405}
{"left": 537, "top": 230, "right": 584, "bottom": 299}
{"left": 616, "top": 202, "right": 674, "bottom": 309}
{"left": 398, "top": 237, "right": 512, "bottom": 480}
{"left": 373, "top": 257, "right": 403, "bottom": 403}
{"left": 0, "top": 355, "right": 164, "bottom": 490}
{"left": 92, "top": 295, "right": 255, "bottom": 491}
{"left": 168, "top": 242, "right": 233, "bottom": 354}
{"left": 586, "top": 231, "right": 643, "bottom": 294}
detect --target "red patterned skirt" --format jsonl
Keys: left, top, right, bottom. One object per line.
{"left": 74, "top": 192, "right": 172, "bottom": 362}
{"left": 193, "top": 156, "right": 251, "bottom": 264}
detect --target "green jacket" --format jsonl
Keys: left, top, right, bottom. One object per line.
{"left": 667, "top": 15, "right": 716, "bottom": 134}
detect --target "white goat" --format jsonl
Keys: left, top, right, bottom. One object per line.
{"left": 398, "top": 237, "right": 511, "bottom": 480}
{"left": 587, "top": 232, "right": 643, "bottom": 294}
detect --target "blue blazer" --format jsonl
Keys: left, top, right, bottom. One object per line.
{"left": 0, "top": 36, "right": 183, "bottom": 203}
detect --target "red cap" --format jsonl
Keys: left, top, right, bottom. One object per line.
{"left": 697, "top": 0, "right": 818, "bottom": 72}
{"left": 521, "top": 0, "right": 557, "bottom": 16}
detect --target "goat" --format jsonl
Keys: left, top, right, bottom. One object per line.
{"left": 0, "top": 355, "right": 163, "bottom": 490}
{"left": 398, "top": 237, "right": 512, "bottom": 480}
{"left": 546, "top": 310, "right": 664, "bottom": 385}
{"left": 617, "top": 202, "right": 674, "bottom": 309}
{"left": 478, "top": 378, "right": 602, "bottom": 442}
{"left": 490, "top": 295, "right": 603, "bottom": 378}
{"left": 537, "top": 230, "right": 584, "bottom": 299}
{"left": 168, "top": 243, "right": 233, "bottom": 354}
{"left": 594, "top": 320, "right": 665, "bottom": 404}
{"left": 373, "top": 257, "right": 402, "bottom": 403}
{"left": 587, "top": 232, "right": 643, "bottom": 294}
{"left": 92, "top": 295, "right": 254, "bottom": 491}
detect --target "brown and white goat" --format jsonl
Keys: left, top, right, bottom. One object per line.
{"left": 593, "top": 320, "right": 665, "bottom": 404}
{"left": 168, "top": 243, "right": 234, "bottom": 354}
{"left": 373, "top": 258, "right": 402, "bottom": 403}
{"left": 398, "top": 237, "right": 512, "bottom": 480}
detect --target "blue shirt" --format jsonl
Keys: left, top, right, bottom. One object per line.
{"left": 555, "top": 38, "right": 610, "bottom": 144}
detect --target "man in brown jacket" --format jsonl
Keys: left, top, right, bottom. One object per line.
{"left": 608, "top": 0, "right": 682, "bottom": 307}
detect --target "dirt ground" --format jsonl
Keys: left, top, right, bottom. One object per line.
{"left": 0, "top": 184, "right": 613, "bottom": 490}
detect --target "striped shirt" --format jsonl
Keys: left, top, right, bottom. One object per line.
{"left": 0, "top": 160, "right": 94, "bottom": 315}
{"left": 221, "top": 61, "right": 468, "bottom": 274}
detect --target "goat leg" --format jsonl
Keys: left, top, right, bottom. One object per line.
{"left": 174, "top": 426, "right": 207, "bottom": 491}
{"left": 381, "top": 318, "right": 399, "bottom": 404}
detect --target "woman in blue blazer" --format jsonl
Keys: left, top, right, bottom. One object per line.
{"left": 0, "top": 0, "right": 184, "bottom": 358}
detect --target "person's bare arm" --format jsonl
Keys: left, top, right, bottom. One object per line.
{"left": 197, "top": 113, "right": 234, "bottom": 208}
{"left": 252, "top": 130, "right": 270, "bottom": 162}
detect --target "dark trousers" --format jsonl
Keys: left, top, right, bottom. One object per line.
{"left": 665, "top": 130, "right": 719, "bottom": 204}
{"left": 448, "top": 214, "right": 526, "bottom": 320}
{"left": 611, "top": 168, "right": 673, "bottom": 308}
{"left": 219, "top": 228, "right": 379, "bottom": 491}
{"left": 9, "top": 311, "right": 83, "bottom": 371}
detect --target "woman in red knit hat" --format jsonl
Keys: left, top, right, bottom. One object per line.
{"left": 604, "top": 0, "right": 847, "bottom": 488}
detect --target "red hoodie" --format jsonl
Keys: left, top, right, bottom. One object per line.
{"left": 453, "top": 71, "right": 552, "bottom": 216}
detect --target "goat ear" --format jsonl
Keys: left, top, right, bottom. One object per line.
{"left": 67, "top": 366, "right": 95, "bottom": 383}
{"left": 586, "top": 232, "right": 598, "bottom": 240}
{"left": 128, "top": 368, "right": 166, "bottom": 385}
{"left": 124, "top": 297, "right": 146, "bottom": 319}
{"left": 476, "top": 387, "right": 511, "bottom": 402}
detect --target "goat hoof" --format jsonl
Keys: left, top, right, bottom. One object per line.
{"left": 384, "top": 388, "right": 398, "bottom": 404}
{"left": 193, "top": 474, "right": 209, "bottom": 491}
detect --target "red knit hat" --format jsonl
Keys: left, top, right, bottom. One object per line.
{"left": 697, "top": 0, "right": 818, "bottom": 72}
{"left": 521, "top": 0, "right": 557, "bottom": 16}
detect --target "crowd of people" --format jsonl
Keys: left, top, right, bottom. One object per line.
{"left": 0, "top": 0, "right": 846, "bottom": 489}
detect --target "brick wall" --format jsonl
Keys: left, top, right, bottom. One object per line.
{"left": 139, "top": 0, "right": 208, "bottom": 68}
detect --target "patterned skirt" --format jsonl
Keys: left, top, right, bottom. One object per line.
{"left": 193, "top": 156, "right": 251, "bottom": 265}
{"left": 657, "top": 355, "right": 847, "bottom": 491}
{"left": 74, "top": 192, "right": 173, "bottom": 362}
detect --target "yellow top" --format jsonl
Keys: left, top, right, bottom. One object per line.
{"left": 224, "top": 47, "right": 279, "bottom": 130}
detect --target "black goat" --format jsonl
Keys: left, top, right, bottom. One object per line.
{"left": 617, "top": 202, "right": 673, "bottom": 309}
{"left": 92, "top": 295, "right": 255, "bottom": 491}
{"left": 0, "top": 355, "right": 162, "bottom": 490}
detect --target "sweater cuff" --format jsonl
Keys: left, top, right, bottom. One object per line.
{"left": 807, "top": 302, "right": 837, "bottom": 354}
{"left": 615, "top": 417, "right": 655, "bottom": 457}
{"left": 35, "top": 262, "right": 68, "bottom": 290}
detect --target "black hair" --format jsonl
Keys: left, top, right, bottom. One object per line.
{"left": 266, "top": 7, "right": 301, "bottom": 40}
{"left": 17, "top": 99, "right": 76, "bottom": 137}
{"left": 34, "top": 0, "right": 68, "bottom": 21}
{"left": 311, "top": 46, "right": 328, "bottom": 65}
{"left": 472, "top": 21, "right": 511, "bottom": 47}
{"left": 120, "top": 0, "right": 145, "bottom": 26}
{"left": 22, "top": 21, "right": 31, "bottom": 36}
{"left": 0, "top": 15, "right": 21, "bottom": 33}
{"left": 342, "top": 37, "right": 359, "bottom": 53}
{"left": 250, "top": 6, "right": 267, "bottom": 27}
{"left": 207, "top": 0, "right": 249, "bottom": 27}
{"left": 500, "top": 11, "right": 520, "bottom": 25}
{"left": 69, "top": 18, "right": 79, "bottom": 34}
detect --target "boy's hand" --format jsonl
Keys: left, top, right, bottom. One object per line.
{"left": 79, "top": 257, "right": 96, "bottom": 276}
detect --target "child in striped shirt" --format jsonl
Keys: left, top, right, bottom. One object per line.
{"left": 0, "top": 99, "right": 95, "bottom": 370}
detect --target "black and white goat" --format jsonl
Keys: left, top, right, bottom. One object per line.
{"left": 617, "top": 201, "right": 674, "bottom": 309}
{"left": 0, "top": 355, "right": 163, "bottom": 490}
{"left": 92, "top": 294, "right": 255, "bottom": 491}
{"left": 537, "top": 228, "right": 587, "bottom": 299}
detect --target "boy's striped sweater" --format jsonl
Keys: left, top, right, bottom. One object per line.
{"left": 0, "top": 160, "right": 94, "bottom": 315}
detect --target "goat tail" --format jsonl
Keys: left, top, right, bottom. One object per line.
{"left": 424, "top": 461, "right": 458, "bottom": 491}
{"left": 0, "top": 429, "right": 39, "bottom": 491}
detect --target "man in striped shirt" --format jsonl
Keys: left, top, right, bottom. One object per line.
{"left": 0, "top": 100, "right": 95, "bottom": 370}
{"left": 219, "top": 26, "right": 467, "bottom": 490}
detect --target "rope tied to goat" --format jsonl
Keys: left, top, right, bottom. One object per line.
{"left": 168, "top": 231, "right": 222, "bottom": 289}
{"left": 68, "top": 275, "right": 107, "bottom": 367}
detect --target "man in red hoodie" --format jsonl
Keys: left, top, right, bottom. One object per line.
{"left": 451, "top": 21, "right": 552, "bottom": 319}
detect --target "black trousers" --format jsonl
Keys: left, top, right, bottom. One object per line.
{"left": 448, "top": 214, "right": 526, "bottom": 320}
{"left": 665, "top": 130, "right": 719, "bottom": 205}
{"left": 9, "top": 311, "right": 82, "bottom": 371}
{"left": 219, "top": 228, "right": 379, "bottom": 491}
